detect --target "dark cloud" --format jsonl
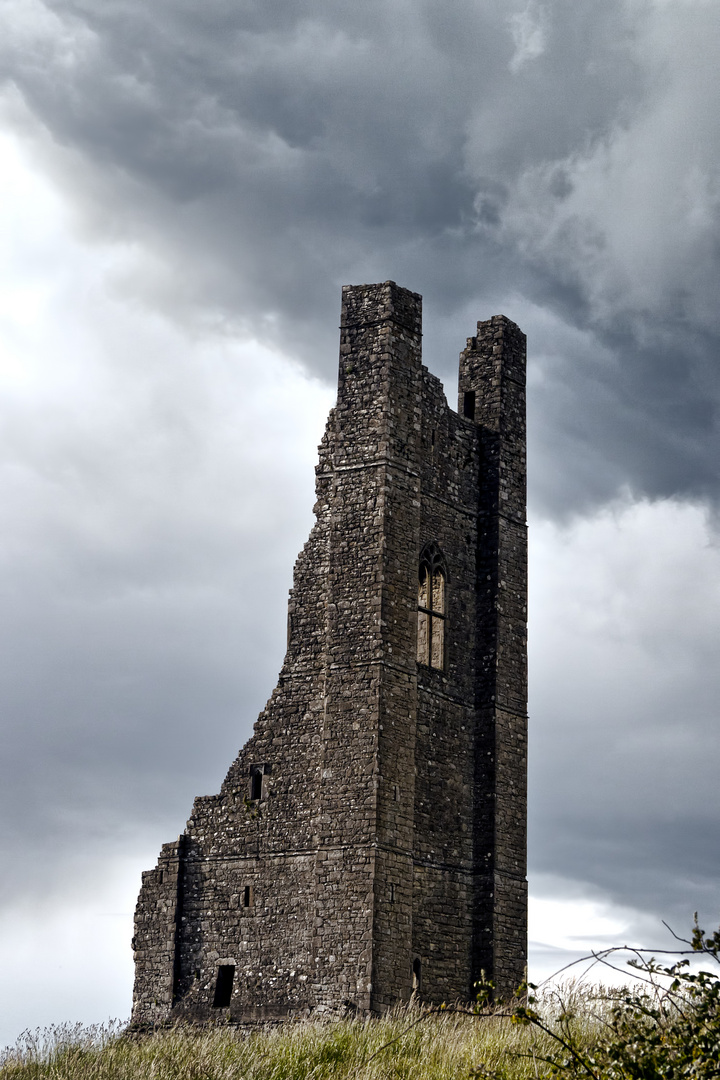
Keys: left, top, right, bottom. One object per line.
{"left": 3, "top": 0, "right": 719, "bottom": 515}
{"left": 0, "top": 257, "right": 329, "bottom": 918}
{"left": 529, "top": 500, "right": 720, "bottom": 939}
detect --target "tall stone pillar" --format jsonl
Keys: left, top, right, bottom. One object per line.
{"left": 312, "top": 283, "right": 422, "bottom": 1012}
{"left": 459, "top": 316, "right": 528, "bottom": 998}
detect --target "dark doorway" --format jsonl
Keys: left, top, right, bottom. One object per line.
{"left": 213, "top": 965, "right": 235, "bottom": 1008}
{"left": 412, "top": 958, "right": 422, "bottom": 993}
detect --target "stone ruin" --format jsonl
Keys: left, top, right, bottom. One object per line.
{"left": 132, "top": 281, "right": 527, "bottom": 1023}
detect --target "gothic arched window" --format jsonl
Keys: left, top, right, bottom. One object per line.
{"left": 417, "top": 542, "right": 446, "bottom": 670}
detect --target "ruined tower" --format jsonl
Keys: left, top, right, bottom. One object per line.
{"left": 132, "top": 281, "right": 527, "bottom": 1022}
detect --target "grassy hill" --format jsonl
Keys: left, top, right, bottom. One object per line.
{"left": 4, "top": 946, "right": 720, "bottom": 1080}
{"left": 0, "top": 1006, "right": 568, "bottom": 1080}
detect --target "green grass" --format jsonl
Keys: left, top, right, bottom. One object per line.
{"left": 0, "top": 1006, "right": 572, "bottom": 1080}
{"left": 1, "top": 985, "right": 627, "bottom": 1080}
{"left": 7, "top": 934, "right": 711, "bottom": 1079}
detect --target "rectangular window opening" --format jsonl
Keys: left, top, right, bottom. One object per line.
{"left": 242, "top": 884, "right": 253, "bottom": 908}
{"left": 213, "top": 964, "right": 235, "bottom": 1008}
{"left": 412, "top": 958, "right": 422, "bottom": 992}
{"left": 463, "top": 390, "right": 476, "bottom": 419}
{"left": 249, "top": 764, "right": 268, "bottom": 801}
{"left": 390, "top": 884, "right": 396, "bottom": 903}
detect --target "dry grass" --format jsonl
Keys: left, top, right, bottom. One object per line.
{"left": 0, "top": 990, "right": 612, "bottom": 1080}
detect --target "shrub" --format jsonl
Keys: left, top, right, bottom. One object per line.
{"left": 509, "top": 918, "right": 720, "bottom": 1079}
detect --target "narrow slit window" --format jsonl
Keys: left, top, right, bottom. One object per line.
{"left": 417, "top": 543, "right": 447, "bottom": 671}
{"left": 242, "top": 885, "right": 253, "bottom": 908}
{"left": 463, "top": 390, "right": 476, "bottom": 419}
{"left": 212, "top": 965, "right": 235, "bottom": 1008}
{"left": 249, "top": 765, "right": 267, "bottom": 801}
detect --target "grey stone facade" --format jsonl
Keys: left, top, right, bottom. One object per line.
{"left": 131, "top": 281, "right": 527, "bottom": 1023}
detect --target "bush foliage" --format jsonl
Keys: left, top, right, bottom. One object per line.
{"left": 509, "top": 918, "right": 720, "bottom": 1079}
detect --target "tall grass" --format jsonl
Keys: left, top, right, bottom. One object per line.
{"left": 0, "top": 991, "right": 608, "bottom": 1080}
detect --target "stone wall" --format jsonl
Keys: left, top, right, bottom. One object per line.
{"left": 131, "top": 281, "right": 527, "bottom": 1022}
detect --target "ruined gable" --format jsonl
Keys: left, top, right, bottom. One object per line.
{"left": 132, "top": 281, "right": 527, "bottom": 1022}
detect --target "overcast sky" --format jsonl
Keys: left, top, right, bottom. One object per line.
{"left": 1, "top": 0, "right": 719, "bottom": 1047}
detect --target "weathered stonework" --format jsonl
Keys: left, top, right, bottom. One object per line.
{"left": 132, "top": 281, "right": 527, "bottom": 1022}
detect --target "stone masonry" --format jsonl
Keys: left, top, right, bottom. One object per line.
{"left": 131, "top": 281, "right": 527, "bottom": 1023}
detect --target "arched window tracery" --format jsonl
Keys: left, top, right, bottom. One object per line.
{"left": 417, "top": 542, "right": 447, "bottom": 670}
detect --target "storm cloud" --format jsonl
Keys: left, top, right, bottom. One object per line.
{"left": 3, "top": 0, "right": 719, "bottom": 513}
